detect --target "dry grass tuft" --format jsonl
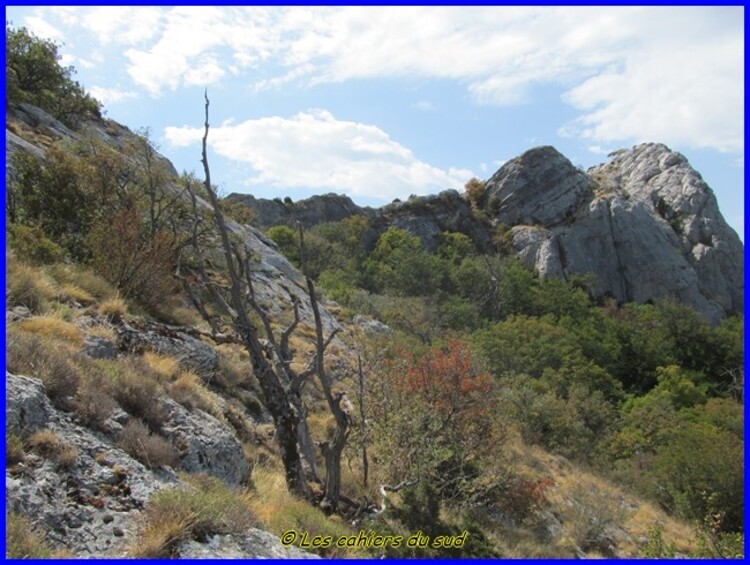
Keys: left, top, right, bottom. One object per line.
{"left": 16, "top": 314, "right": 83, "bottom": 346}
{"left": 248, "top": 465, "right": 364, "bottom": 557}
{"left": 6, "top": 430, "right": 26, "bottom": 465}
{"left": 28, "top": 429, "right": 79, "bottom": 468}
{"left": 143, "top": 352, "right": 181, "bottom": 383}
{"left": 6, "top": 328, "right": 81, "bottom": 409}
{"left": 5, "top": 511, "right": 53, "bottom": 558}
{"left": 130, "top": 474, "right": 255, "bottom": 558}
{"left": 98, "top": 297, "right": 128, "bottom": 322}
{"left": 58, "top": 283, "right": 95, "bottom": 306}
{"left": 117, "top": 419, "right": 178, "bottom": 470}
{"left": 46, "top": 263, "right": 116, "bottom": 301}
{"left": 98, "top": 358, "right": 167, "bottom": 431}
{"left": 6, "top": 259, "right": 57, "bottom": 313}
{"left": 85, "top": 324, "right": 117, "bottom": 341}
{"left": 168, "top": 372, "right": 223, "bottom": 419}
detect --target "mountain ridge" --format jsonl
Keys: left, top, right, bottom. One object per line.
{"left": 228, "top": 143, "right": 743, "bottom": 322}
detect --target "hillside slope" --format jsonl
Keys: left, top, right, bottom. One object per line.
{"left": 6, "top": 98, "right": 740, "bottom": 559}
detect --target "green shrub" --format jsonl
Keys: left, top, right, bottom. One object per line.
{"left": 7, "top": 223, "right": 66, "bottom": 265}
{"left": 267, "top": 225, "right": 299, "bottom": 264}
{"left": 6, "top": 25, "right": 101, "bottom": 127}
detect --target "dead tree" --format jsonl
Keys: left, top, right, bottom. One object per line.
{"left": 298, "top": 224, "right": 348, "bottom": 511}
{"left": 181, "top": 92, "right": 347, "bottom": 506}
{"left": 181, "top": 92, "right": 315, "bottom": 498}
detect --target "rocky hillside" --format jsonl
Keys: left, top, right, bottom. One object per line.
{"left": 7, "top": 26, "right": 742, "bottom": 559}
{"left": 231, "top": 145, "right": 742, "bottom": 322}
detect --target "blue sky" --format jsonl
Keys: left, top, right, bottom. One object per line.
{"left": 6, "top": 6, "right": 745, "bottom": 238}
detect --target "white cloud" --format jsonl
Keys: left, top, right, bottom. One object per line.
{"left": 88, "top": 86, "right": 137, "bottom": 106}
{"left": 19, "top": 6, "right": 744, "bottom": 154}
{"left": 23, "top": 16, "right": 65, "bottom": 41}
{"left": 560, "top": 9, "right": 743, "bottom": 153}
{"left": 164, "top": 110, "right": 472, "bottom": 201}
{"left": 80, "top": 7, "right": 164, "bottom": 45}
{"left": 588, "top": 145, "right": 615, "bottom": 156}
{"left": 413, "top": 100, "right": 436, "bottom": 112}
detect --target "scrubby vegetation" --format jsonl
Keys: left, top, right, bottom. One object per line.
{"left": 5, "top": 25, "right": 743, "bottom": 559}
{"left": 264, "top": 211, "right": 744, "bottom": 554}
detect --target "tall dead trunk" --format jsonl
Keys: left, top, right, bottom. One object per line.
{"left": 299, "top": 223, "right": 349, "bottom": 511}
{"left": 196, "top": 92, "right": 310, "bottom": 500}
{"left": 358, "top": 353, "right": 369, "bottom": 488}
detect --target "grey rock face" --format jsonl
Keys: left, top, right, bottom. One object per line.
{"left": 588, "top": 143, "right": 743, "bottom": 316}
{"left": 500, "top": 144, "right": 742, "bottom": 321}
{"left": 485, "top": 146, "right": 596, "bottom": 227}
{"left": 6, "top": 372, "right": 181, "bottom": 557}
{"left": 81, "top": 336, "right": 118, "bottom": 360}
{"left": 176, "top": 529, "right": 321, "bottom": 559}
{"left": 353, "top": 314, "right": 392, "bottom": 335}
{"left": 226, "top": 220, "right": 344, "bottom": 338}
{"left": 116, "top": 321, "right": 219, "bottom": 379}
{"left": 160, "top": 397, "right": 249, "bottom": 486}
{"left": 6, "top": 373, "right": 54, "bottom": 435}
{"left": 227, "top": 192, "right": 374, "bottom": 229}
{"left": 229, "top": 189, "right": 493, "bottom": 254}
{"left": 373, "top": 190, "right": 494, "bottom": 253}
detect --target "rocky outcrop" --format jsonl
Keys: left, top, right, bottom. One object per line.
{"left": 229, "top": 143, "right": 741, "bottom": 321}
{"left": 6, "top": 373, "right": 55, "bottom": 435}
{"left": 161, "top": 397, "right": 249, "bottom": 486}
{"left": 116, "top": 321, "right": 219, "bottom": 379}
{"left": 371, "top": 190, "right": 494, "bottom": 253}
{"left": 588, "top": 143, "right": 743, "bottom": 316}
{"left": 5, "top": 372, "right": 309, "bottom": 558}
{"left": 6, "top": 372, "right": 181, "bottom": 557}
{"left": 229, "top": 189, "right": 493, "bottom": 254}
{"left": 484, "top": 146, "right": 596, "bottom": 227}
{"left": 488, "top": 144, "right": 742, "bottom": 322}
{"left": 227, "top": 192, "right": 375, "bottom": 230}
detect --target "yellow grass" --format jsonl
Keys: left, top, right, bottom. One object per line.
{"left": 247, "top": 465, "right": 367, "bottom": 557}
{"left": 17, "top": 315, "right": 83, "bottom": 346}
{"left": 510, "top": 442, "right": 697, "bottom": 557}
{"left": 143, "top": 352, "right": 181, "bottom": 382}
{"left": 98, "top": 297, "right": 128, "bottom": 322}
{"left": 86, "top": 324, "right": 117, "bottom": 341}
{"left": 59, "top": 283, "right": 95, "bottom": 305}
{"left": 168, "top": 371, "right": 224, "bottom": 420}
{"left": 6, "top": 259, "right": 58, "bottom": 313}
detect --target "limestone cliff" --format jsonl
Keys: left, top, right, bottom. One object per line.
{"left": 491, "top": 144, "right": 742, "bottom": 322}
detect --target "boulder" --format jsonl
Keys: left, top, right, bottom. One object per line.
{"left": 116, "top": 321, "right": 219, "bottom": 379}
{"left": 81, "top": 336, "right": 118, "bottom": 360}
{"left": 6, "top": 372, "right": 54, "bottom": 435}
{"left": 160, "top": 397, "right": 249, "bottom": 486}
